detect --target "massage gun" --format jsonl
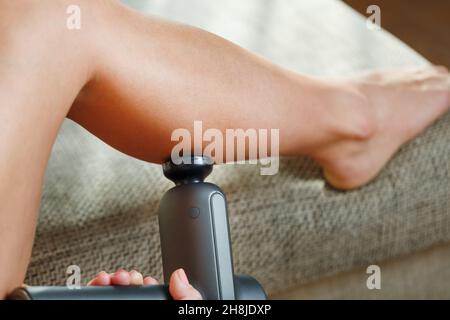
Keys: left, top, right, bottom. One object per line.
{"left": 8, "top": 156, "right": 266, "bottom": 300}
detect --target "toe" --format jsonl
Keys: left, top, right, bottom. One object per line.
{"left": 110, "top": 269, "right": 131, "bottom": 286}
{"left": 433, "top": 65, "right": 449, "bottom": 74}
{"left": 169, "top": 269, "right": 202, "bottom": 300}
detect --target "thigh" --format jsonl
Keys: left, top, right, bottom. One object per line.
{"left": 0, "top": 1, "right": 92, "bottom": 298}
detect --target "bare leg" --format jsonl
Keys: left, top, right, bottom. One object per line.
{"left": 69, "top": 1, "right": 450, "bottom": 189}
{"left": 0, "top": 1, "right": 93, "bottom": 298}
{"left": 0, "top": 0, "right": 449, "bottom": 298}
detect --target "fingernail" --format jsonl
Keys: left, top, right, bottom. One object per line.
{"left": 176, "top": 268, "right": 189, "bottom": 286}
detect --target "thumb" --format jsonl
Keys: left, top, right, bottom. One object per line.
{"left": 169, "top": 269, "right": 202, "bottom": 300}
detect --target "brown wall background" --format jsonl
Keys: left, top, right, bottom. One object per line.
{"left": 344, "top": 0, "right": 450, "bottom": 68}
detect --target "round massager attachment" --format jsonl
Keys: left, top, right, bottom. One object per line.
{"left": 162, "top": 155, "right": 213, "bottom": 185}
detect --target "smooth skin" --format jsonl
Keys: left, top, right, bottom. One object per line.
{"left": 0, "top": 0, "right": 449, "bottom": 299}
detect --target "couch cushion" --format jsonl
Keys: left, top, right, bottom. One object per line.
{"left": 26, "top": 0, "right": 450, "bottom": 295}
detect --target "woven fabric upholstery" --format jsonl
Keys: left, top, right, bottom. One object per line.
{"left": 26, "top": 0, "right": 450, "bottom": 295}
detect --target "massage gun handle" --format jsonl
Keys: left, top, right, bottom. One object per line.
{"left": 8, "top": 284, "right": 171, "bottom": 300}
{"left": 8, "top": 275, "right": 266, "bottom": 300}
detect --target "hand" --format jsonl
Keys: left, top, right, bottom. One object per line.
{"left": 88, "top": 268, "right": 202, "bottom": 300}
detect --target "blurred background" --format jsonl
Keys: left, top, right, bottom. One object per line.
{"left": 344, "top": 0, "right": 450, "bottom": 68}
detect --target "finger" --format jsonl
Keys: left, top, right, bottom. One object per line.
{"left": 87, "top": 271, "right": 111, "bottom": 286}
{"left": 169, "top": 268, "right": 202, "bottom": 300}
{"left": 129, "top": 270, "right": 144, "bottom": 286}
{"left": 110, "top": 269, "right": 131, "bottom": 286}
{"left": 143, "top": 276, "right": 159, "bottom": 285}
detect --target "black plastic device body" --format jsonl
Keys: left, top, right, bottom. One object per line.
{"left": 8, "top": 156, "right": 266, "bottom": 300}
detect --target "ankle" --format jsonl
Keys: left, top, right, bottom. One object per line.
{"left": 329, "top": 81, "right": 376, "bottom": 140}
{"left": 303, "top": 80, "right": 376, "bottom": 158}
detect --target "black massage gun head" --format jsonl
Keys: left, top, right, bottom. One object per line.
{"left": 162, "top": 155, "right": 213, "bottom": 185}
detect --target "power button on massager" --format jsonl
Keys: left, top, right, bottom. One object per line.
{"left": 189, "top": 207, "right": 200, "bottom": 219}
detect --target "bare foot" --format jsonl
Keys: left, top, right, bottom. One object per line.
{"left": 88, "top": 268, "right": 202, "bottom": 300}
{"left": 311, "top": 66, "right": 450, "bottom": 190}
